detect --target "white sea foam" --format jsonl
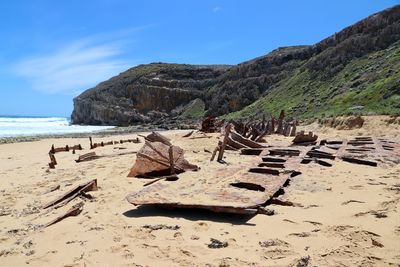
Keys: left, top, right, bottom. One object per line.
{"left": 0, "top": 117, "right": 114, "bottom": 137}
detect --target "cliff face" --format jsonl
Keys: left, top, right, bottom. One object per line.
{"left": 71, "top": 64, "right": 230, "bottom": 126}
{"left": 72, "top": 5, "right": 400, "bottom": 125}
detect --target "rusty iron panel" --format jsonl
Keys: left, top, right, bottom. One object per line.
{"left": 126, "top": 164, "right": 291, "bottom": 214}
{"left": 126, "top": 136, "right": 399, "bottom": 215}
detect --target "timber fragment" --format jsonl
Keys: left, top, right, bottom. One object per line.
{"left": 44, "top": 202, "right": 84, "bottom": 228}
{"left": 43, "top": 179, "right": 98, "bottom": 209}
{"left": 292, "top": 131, "right": 318, "bottom": 145}
{"left": 75, "top": 152, "right": 99, "bottom": 163}
{"left": 145, "top": 132, "right": 172, "bottom": 145}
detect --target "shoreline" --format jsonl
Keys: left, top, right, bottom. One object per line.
{"left": 0, "top": 124, "right": 196, "bottom": 145}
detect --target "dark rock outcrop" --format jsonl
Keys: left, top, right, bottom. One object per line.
{"left": 71, "top": 64, "right": 230, "bottom": 126}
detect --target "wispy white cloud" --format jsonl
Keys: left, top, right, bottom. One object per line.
{"left": 212, "top": 6, "right": 221, "bottom": 13}
{"left": 12, "top": 30, "right": 144, "bottom": 95}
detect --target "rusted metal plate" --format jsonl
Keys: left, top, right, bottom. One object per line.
{"left": 126, "top": 136, "right": 399, "bottom": 215}
{"left": 126, "top": 165, "right": 291, "bottom": 214}
{"left": 43, "top": 179, "right": 98, "bottom": 209}
{"left": 128, "top": 141, "right": 199, "bottom": 178}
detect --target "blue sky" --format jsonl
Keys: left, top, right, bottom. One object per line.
{"left": 0, "top": 0, "right": 398, "bottom": 117}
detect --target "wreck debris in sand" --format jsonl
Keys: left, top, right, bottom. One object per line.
{"left": 43, "top": 179, "right": 98, "bottom": 209}
{"left": 126, "top": 122, "right": 400, "bottom": 215}
{"left": 89, "top": 136, "right": 140, "bottom": 149}
{"left": 50, "top": 144, "right": 83, "bottom": 154}
{"left": 44, "top": 202, "right": 84, "bottom": 228}
{"left": 128, "top": 132, "right": 199, "bottom": 178}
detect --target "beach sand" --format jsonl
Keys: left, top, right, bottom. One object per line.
{"left": 0, "top": 116, "right": 399, "bottom": 266}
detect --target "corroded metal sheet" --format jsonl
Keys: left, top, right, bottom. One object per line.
{"left": 126, "top": 165, "right": 291, "bottom": 214}
{"left": 126, "top": 136, "right": 399, "bottom": 215}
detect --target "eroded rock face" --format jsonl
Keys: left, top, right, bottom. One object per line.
{"left": 71, "top": 64, "right": 230, "bottom": 126}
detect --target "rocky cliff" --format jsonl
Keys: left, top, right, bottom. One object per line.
{"left": 71, "top": 64, "right": 230, "bottom": 126}
{"left": 72, "top": 5, "right": 400, "bottom": 125}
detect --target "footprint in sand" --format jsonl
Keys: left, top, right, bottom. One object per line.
{"left": 194, "top": 221, "right": 209, "bottom": 231}
{"left": 259, "top": 239, "right": 290, "bottom": 248}
{"left": 288, "top": 232, "right": 311, "bottom": 238}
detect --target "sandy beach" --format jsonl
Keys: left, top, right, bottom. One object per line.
{"left": 0, "top": 116, "right": 399, "bottom": 266}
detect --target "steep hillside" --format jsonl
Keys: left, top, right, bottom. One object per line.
{"left": 225, "top": 40, "right": 400, "bottom": 119}
{"left": 207, "top": 5, "right": 400, "bottom": 118}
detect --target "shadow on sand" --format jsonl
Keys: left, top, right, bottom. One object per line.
{"left": 123, "top": 205, "right": 256, "bottom": 225}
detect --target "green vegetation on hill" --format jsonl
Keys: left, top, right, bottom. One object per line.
{"left": 224, "top": 41, "right": 400, "bottom": 120}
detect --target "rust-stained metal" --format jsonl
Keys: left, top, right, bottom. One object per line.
{"left": 75, "top": 152, "right": 99, "bottom": 163}
{"left": 48, "top": 152, "right": 57, "bottom": 169}
{"left": 143, "top": 175, "right": 179, "bottom": 187}
{"left": 50, "top": 144, "right": 82, "bottom": 154}
{"left": 230, "top": 131, "right": 265, "bottom": 148}
{"left": 43, "top": 179, "right": 98, "bottom": 209}
{"left": 126, "top": 135, "right": 399, "bottom": 215}
{"left": 90, "top": 136, "right": 140, "bottom": 149}
{"left": 44, "top": 202, "right": 84, "bottom": 228}
{"left": 119, "top": 137, "right": 140, "bottom": 144}
{"left": 292, "top": 131, "right": 318, "bottom": 145}
{"left": 144, "top": 132, "right": 172, "bottom": 146}
{"left": 201, "top": 116, "right": 219, "bottom": 133}
{"left": 182, "top": 131, "right": 194, "bottom": 138}
{"left": 126, "top": 165, "right": 293, "bottom": 215}
{"left": 217, "top": 124, "right": 232, "bottom": 162}
{"left": 128, "top": 141, "right": 199, "bottom": 178}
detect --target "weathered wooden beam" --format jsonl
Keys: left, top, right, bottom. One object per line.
{"left": 217, "top": 124, "right": 232, "bottom": 162}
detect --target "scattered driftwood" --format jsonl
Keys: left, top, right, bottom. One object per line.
{"left": 341, "top": 156, "right": 377, "bottom": 167}
{"left": 50, "top": 144, "right": 82, "bottom": 154}
{"left": 143, "top": 175, "right": 179, "bottom": 186}
{"left": 230, "top": 131, "right": 264, "bottom": 148}
{"left": 211, "top": 124, "right": 267, "bottom": 162}
{"left": 44, "top": 202, "right": 84, "bottom": 228}
{"left": 217, "top": 124, "right": 232, "bottom": 162}
{"left": 128, "top": 141, "right": 198, "bottom": 178}
{"left": 141, "top": 132, "right": 172, "bottom": 146}
{"left": 292, "top": 131, "right": 318, "bottom": 145}
{"left": 182, "top": 131, "right": 194, "bottom": 138}
{"left": 43, "top": 179, "right": 98, "bottom": 209}
{"left": 44, "top": 184, "right": 60, "bottom": 194}
{"left": 127, "top": 133, "right": 399, "bottom": 216}
{"left": 48, "top": 152, "right": 57, "bottom": 169}
{"left": 201, "top": 116, "right": 218, "bottom": 133}
{"left": 119, "top": 138, "right": 140, "bottom": 144}
{"left": 90, "top": 136, "right": 140, "bottom": 149}
{"left": 75, "top": 152, "right": 99, "bottom": 163}
{"left": 75, "top": 150, "right": 137, "bottom": 163}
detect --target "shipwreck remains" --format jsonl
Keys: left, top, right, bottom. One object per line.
{"left": 44, "top": 202, "right": 84, "bottom": 228}
{"left": 128, "top": 132, "right": 199, "bottom": 178}
{"left": 126, "top": 122, "right": 400, "bottom": 215}
{"left": 43, "top": 179, "right": 98, "bottom": 209}
{"left": 89, "top": 136, "right": 140, "bottom": 149}
{"left": 50, "top": 144, "right": 83, "bottom": 154}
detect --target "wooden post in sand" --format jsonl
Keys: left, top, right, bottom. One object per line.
{"left": 169, "top": 146, "right": 175, "bottom": 175}
{"left": 217, "top": 123, "right": 232, "bottom": 162}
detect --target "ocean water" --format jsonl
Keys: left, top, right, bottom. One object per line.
{"left": 0, "top": 116, "right": 115, "bottom": 137}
